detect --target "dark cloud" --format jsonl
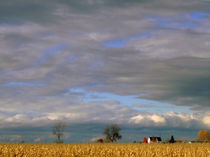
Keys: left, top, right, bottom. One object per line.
{"left": 0, "top": 0, "right": 143, "bottom": 25}
{"left": 1, "top": 0, "right": 207, "bottom": 25}
{"left": 140, "top": 57, "right": 210, "bottom": 110}
{"left": 0, "top": 1, "right": 55, "bottom": 24}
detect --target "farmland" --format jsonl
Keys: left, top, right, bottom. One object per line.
{"left": 0, "top": 143, "right": 209, "bottom": 157}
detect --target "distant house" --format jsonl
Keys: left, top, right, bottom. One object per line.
{"left": 96, "top": 138, "right": 104, "bottom": 143}
{"left": 147, "top": 137, "right": 162, "bottom": 143}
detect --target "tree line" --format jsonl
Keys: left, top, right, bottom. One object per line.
{"left": 52, "top": 121, "right": 121, "bottom": 143}
{"left": 52, "top": 121, "right": 210, "bottom": 143}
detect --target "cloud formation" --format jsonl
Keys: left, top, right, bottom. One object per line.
{"left": 0, "top": 0, "right": 209, "bottom": 132}
{"left": 130, "top": 112, "right": 210, "bottom": 129}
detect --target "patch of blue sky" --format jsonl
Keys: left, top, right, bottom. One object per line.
{"left": 105, "top": 39, "right": 126, "bottom": 48}
{"left": 3, "top": 82, "right": 45, "bottom": 87}
{"left": 33, "top": 43, "right": 68, "bottom": 66}
{"left": 70, "top": 88, "right": 86, "bottom": 93}
{"left": 188, "top": 12, "right": 210, "bottom": 21}
{"left": 104, "top": 31, "right": 153, "bottom": 48}
{"left": 42, "top": 43, "right": 66, "bottom": 56}
{"left": 69, "top": 88, "right": 192, "bottom": 113}
{"left": 67, "top": 55, "right": 77, "bottom": 61}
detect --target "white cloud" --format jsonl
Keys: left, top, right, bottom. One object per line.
{"left": 202, "top": 116, "right": 210, "bottom": 129}
{"left": 130, "top": 115, "right": 144, "bottom": 124}
{"left": 130, "top": 114, "right": 166, "bottom": 126}
{"left": 150, "top": 115, "right": 166, "bottom": 124}
{"left": 129, "top": 112, "right": 209, "bottom": 129}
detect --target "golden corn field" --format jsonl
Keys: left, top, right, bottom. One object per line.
{"left": 0, "top": 143, "right": 209, "bottom": 157}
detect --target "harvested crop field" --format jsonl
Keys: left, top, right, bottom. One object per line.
{"left": 0, "top": 143, "right": 209, "bottom": 157}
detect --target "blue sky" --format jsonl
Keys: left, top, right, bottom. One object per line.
{"left": 69, "top": 88, "right": 191, "bottom": 113}
{"left": 0, "top": 0, "right": 210, "bottom": 142}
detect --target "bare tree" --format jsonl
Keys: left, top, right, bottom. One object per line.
{"left": 103, "top": 124, "right": 122, "bottom": 142}
{"left": 52, "top": 121, "right": 66, "bottom": 143}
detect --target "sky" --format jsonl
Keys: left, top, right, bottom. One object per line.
{"left": 0, "top": 0, "right": 210, "bottom": 143}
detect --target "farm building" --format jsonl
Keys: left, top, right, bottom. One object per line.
{"left": 147, "top": 137, "right": 162, "bottom": 143}
{"left": 142, "top": 137, "right": 148, "bottom": 143}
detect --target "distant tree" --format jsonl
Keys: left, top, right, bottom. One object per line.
{"left": 197, "top": 130, "right": 210, "bottom": 141}
{"left": 103, "top": 124, "right": 122, "bottom": 142}
{"left": 52, "top": 121, "right": 66, "bottom": 143}
{"left": 169, "top": 135, "right": 175, "bottom": 143}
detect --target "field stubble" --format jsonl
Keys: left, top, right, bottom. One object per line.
{"left": 0, "top": 143, "right": 209, "bottom": 157}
